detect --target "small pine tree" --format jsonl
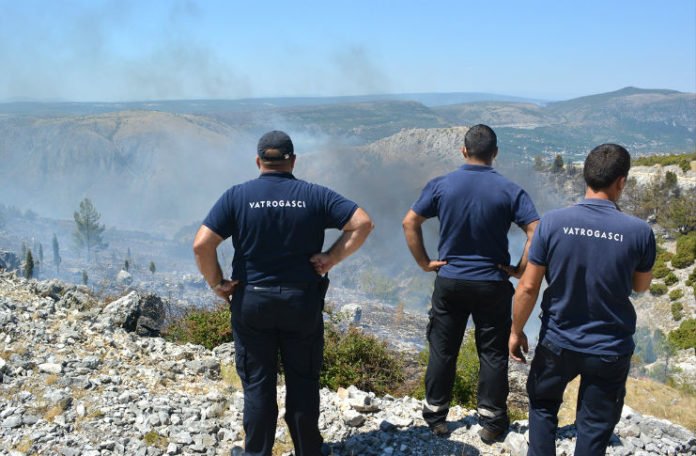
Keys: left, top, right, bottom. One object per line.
{"left": 52, "top": 234, "right": 61, "bottom": 274}
{"left": 24, "top": 249, "right": 34, "bottom": 279}
{"left": 393, "top": 301, "right": 405, "bottom": 326}
{"left": 533, "top": 155, "right": 544, "bottom": 171}
{"left": 149, "top": 261, "right": 156, "bottom": 276}
{"left": 21, "top": 242, "right": 27, "bottom": 260}
{"left": 82, "top": 270, "right": 88, "bottom": 285}
{"left": 551, "top": 154, "right": 564, "bottom": 173}
{"left": 124, "top": 259, "right": 130, "bottom": 272}
{"left": 73, "top": 198, "right": 107, "bottom": 262}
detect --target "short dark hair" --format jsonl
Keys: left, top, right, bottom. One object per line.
{"left": 583, "top": 143, "right": 631, "bottom": 190}
{"left": 464, "top": 124, "right": 498, "bottom": 161}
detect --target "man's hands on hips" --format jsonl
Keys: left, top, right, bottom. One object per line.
{"left": 498, "top": 264, "right": 522, "bottom": 279}
{"left": 420, "top": 259, "right": 447, "bottom": 272}
{"left": 213, "top": 279, "right": 240, "bottom": 302}
{"left": 509, "top": 331, "right": 529, "bottom": 363}
{"left": 310, "top": 253, "right": 337, "bottom": 276}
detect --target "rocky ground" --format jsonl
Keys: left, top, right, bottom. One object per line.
{"left": 1, "top": 272, "right": 695, "bottom": 455}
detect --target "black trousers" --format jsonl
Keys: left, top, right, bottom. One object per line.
{"left": 231, "top": 283, "right": 324, "bottom": 456}
{"left": 527, "top": 338, "right": 631, "bottom": 456}
{"left": 423, "top": 276, "right": 513, "bottom": 433}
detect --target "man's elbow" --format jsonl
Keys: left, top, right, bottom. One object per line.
{"left": 632, "top": 272, "right": 653, "bottom": 293}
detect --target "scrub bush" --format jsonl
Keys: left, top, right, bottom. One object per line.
{"left": 669, "top": 319, "right": 696, "bottom": 351}
{"left": 652, "top": 262, "right": 671, "bottom": 279}
{"left": 321, "top": 324, "right": 405, "bottom": 395}
{"left": 663, "top": 272, "right": 679, "bottom": 286}
{"left": 672, "top": 233, "right": 696, "bottom": 269}
{"left": 650, "top": 283, "right": 668, "bottom": 296}
{"left": 669, "top": 289, "right": 684, "bottom": 301}
{"left": 672, "top": 252, "right": 695, "bottom": 269}
{"left": 671, "top": 302, "right": 684, "bottom": 321}
{"left": 163, "top": 304, "right": 232, "bottom": 350}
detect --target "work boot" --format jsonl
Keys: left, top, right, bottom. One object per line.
{"left": 478, "top": 426, "right": 505, "bottom": 444}
{"left": 430, "top": 421, "right": 450, "bottom": 437}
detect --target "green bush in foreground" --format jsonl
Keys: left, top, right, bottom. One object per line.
{"left": 671, "top": 302, "right": 684, "bottom": 321}
{"left": 321, "top": 324, "right": 405, "bottom": 395}
{"left": 652, "top": 262, "right": 671, "bottom": 279}
{"left": 650, "top": 283, "right": 668, "bottom": 296}
{"left": 669, "top": 289, "right": 684, "bottom": 301}
{"left": 669, "top": 319, "right": 696, "bottom": 351}
{"left": 663, "top": 272, "right": 679, "bottom": 287}
{"left": 413, "top": 331, "right": 480, "bottom": 409}
{"left": 163, "top": 304, "right": 232, "bottom": 350}
{"left": 672, "top": 252, "right": 695, "bottom": 269}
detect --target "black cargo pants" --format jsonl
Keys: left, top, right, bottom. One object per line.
{"left": 230, "top": 283, "right": 324, "bottom": 456}
{"left": 527, "top": 338, "right": 631, "bottom": 456}
{"left": 423, "top": 276, "right": 513, "bottom": 434}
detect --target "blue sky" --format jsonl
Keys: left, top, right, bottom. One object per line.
{"left": 1, "top": 0, "right": 694, "bottom": 102}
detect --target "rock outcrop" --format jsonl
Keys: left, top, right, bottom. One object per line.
{"left": 1, "top": 272, "right": 695, "bottom": 455}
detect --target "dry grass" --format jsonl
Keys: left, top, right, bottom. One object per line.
{"left": 221, "top": 363, "right": 242, "bottom": 391}
{"left": 143, "top": 430, "right": 169, "bottom": 449}
{"left": 13, "top": 436, "right": 32, "bottom": 453}
{"left": 44, "top": 405, "right": 65, "bottom": 422}
{"left": 44, "top": 374, "right": 59, "bottom": 385}
{"left": 558, "top": 376, "right": 696, "bottom": 431}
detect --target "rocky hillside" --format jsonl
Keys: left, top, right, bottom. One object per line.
{"left": 1, "top": 272, "right": 695, "bottom": 456}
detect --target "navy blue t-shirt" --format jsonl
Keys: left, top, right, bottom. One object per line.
{"left": 412, "top": 164, "right": 539, "bottom": 281}
{"left": 203, "top": 172, "right": 358, "bottom": 284}
{"left": 528, "top": 198, "right": 656, "bottom": 355}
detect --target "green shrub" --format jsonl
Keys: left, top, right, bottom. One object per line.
{"left": 676, "top": 232, "right": 696, "bottom": 256}
{"left": 163, "top": 304, "right": 232, "bottom": 350}
{"left": 652, "top": 261, "right": 671, "bottom": 279}
{"left": 663, "top": 272, "right": 679, "bottom": 286}
{"left": 671, "top": 252, "right": 695, "bottom": 269}
{"left": 413, "top": 331, "right": 480, "bottom": 409}
{"left": 656, "top": 248, "right": 674, "bottom": 263}
{"left": 669, "top": 289, "right": 684, "bottom": 301}
{"left": 321, "top": 324, "right": 404, "bottom": 395}
{"left": 671, "top": 302, "right": 684, "bottom": 321}
{"left": 669, "top": 319, "right": 696, "bottom": 351}
{"left": 650, "top": 283, "right": 668, "bottom": 296}
{"left": 633, "top": 152, "right": 696, "bottom": 172}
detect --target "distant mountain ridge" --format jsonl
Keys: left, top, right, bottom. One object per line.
{"left": 0, "top": 87, "right": 693, "bottom": 231}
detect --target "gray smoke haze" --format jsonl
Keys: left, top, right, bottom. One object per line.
{"left": 0, "top": 1, "right": 392, "bottom": 102}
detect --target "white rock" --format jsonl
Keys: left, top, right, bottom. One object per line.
{"left": 343, "top": 409, "right": 366, "bottom": 427}
{"left": 38, "top": 362, "right": 62, "bottom": 374}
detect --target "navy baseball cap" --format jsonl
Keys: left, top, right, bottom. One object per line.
{"left": 257, "top": 130, "right": 294, "bottom": 161}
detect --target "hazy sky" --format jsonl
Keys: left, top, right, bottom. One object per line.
{"left": 1, "top": 0, "right": 694, "bottom": 102}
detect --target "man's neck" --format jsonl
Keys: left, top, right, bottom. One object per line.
{"left": 465, "top": 158, "right": 492, "bottom": 167}
{"left": 585, "top": 188, "right": 616, "bottom": 202}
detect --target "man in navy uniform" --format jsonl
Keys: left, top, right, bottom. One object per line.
{"left": 509, "top": 144, "right": 655, "bottom": 455}
{"left": 193, "top": 130, "right": 373, "bottom": 456}
{"left": 402, "top": 124, "right": 539, "bottom": 442}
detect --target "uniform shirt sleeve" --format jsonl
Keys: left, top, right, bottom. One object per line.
{"left": 322, "top": 187, "right": 359, "bottom": 230}
{"left": 528, "top": 219, "right": 548, "bottom": 266}
{"left": 636, "top": 227, "right": 657, "bottom": 273}
{"left": 512, "top": 189, "right": 540, "bottom": 227}
{"left": 411, "top": 178, "right": 439, "bottom": 218}
{"left": 202, "top": 189, "right": 235, "bottom": 239}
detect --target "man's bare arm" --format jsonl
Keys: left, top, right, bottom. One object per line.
{"left": 402, "top": 209, "right": 447, "bottom": 272}
{"left": 509, "top": 262, "right": 546, "bottom": 363}
{"left": 310, "top": 208, "right": 374, "bottom": 275}
{"left": 193, "top": 225, "right": 238, "bottom": 301}
{"left": 499, "top": 220, "right": 539, "bottom": 279}
{"left": 632, "top": 271, "right": 652, "bottom": 293}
